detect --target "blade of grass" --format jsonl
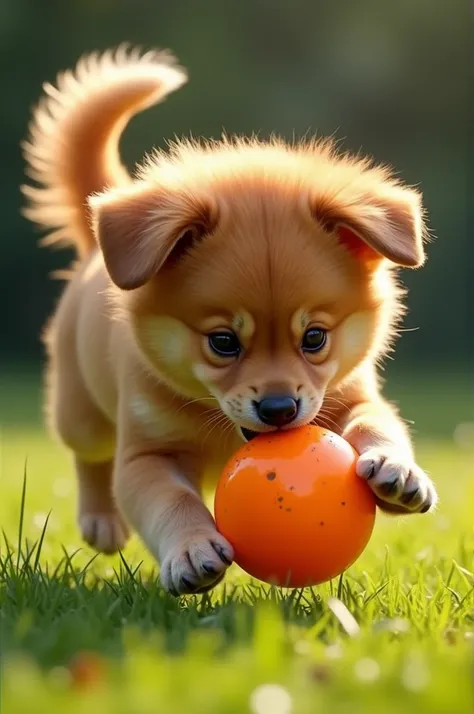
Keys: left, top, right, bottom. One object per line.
{"left": 16, "top": 460, "right": 28, "bottom": 570}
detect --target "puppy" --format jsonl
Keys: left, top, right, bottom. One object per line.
{"left": 22, "top": 46, "right": 438, "bottom": 595}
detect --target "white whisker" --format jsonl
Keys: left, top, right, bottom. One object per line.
{"left": 317, "top": 411, "right": 342, "bottom": 431}
{"left": 174, "top": 396, "right": 218, "bottom": 416}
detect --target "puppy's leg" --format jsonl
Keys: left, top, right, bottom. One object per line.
{"left": 342, "top": 399, "right": 438, "bottom": 514}
{"left": 114, "top": 450, "right": 233, "bottom": 596}
{"left": 76, "top": 459, "right": 129, "bottom": 554}
{"left": 46, "top": 342, "right": 126, "bottom": 552}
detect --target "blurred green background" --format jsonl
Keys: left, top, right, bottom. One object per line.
{"left": 0, "top": 0, "right": 472, "bottom": 433}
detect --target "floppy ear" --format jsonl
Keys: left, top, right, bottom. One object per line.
{"left": 314, "top": 183, "right": 426, "bottom": 268}
{"left": 89, "top": 185, "right": 215, "bottom": 290}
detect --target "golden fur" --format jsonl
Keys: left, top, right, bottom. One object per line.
{"left": 22, "top": 46, "right": 437, "bottom": 594}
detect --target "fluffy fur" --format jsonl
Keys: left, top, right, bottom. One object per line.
{"left": 22, "top": 45, "right": 437, "bottom": 595}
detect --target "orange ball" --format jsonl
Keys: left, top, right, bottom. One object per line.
{"left": 215, "top": 425, "right": 376, "bottom": 588}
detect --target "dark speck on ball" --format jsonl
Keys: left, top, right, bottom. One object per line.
{"left": 267, "top": 472, "right": 276, "bottom": 481}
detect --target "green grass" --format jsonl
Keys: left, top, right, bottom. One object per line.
{"left": 1, "top": 368, "right": 473, "bottom": 713}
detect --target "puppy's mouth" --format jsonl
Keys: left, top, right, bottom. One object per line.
{"left": 240, "top": 427, "right": 260, "bottom": 442}
{"left": 239, "top": 418, "right": 319, "bottom": 442}
{"left": 239, "top": 426, "right": 284, "bottom": 441}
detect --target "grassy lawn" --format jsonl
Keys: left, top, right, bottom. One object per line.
{"left": 1, "top": 367, "right": 473, "bottom": 713}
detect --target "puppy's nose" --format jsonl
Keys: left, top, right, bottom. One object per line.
{"left": 256, "top": 396, "right": 299, "bottom": 427}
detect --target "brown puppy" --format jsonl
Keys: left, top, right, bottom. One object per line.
{"left": 22, "top": 46, "right": 437, "bottom": 595}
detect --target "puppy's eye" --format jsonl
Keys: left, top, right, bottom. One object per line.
{"left": 302, "top": 327, "right": 327, "bottom": 353}
{"left": 208, "top": 331, "right": 241, "bottom": 358}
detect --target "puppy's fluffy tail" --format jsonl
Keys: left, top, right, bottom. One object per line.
{"left": 21, "top": 45, "right": 187, "bottom": 258}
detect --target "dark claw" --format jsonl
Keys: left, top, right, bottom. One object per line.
{"left": 212, "top": 542, "right": 232, "bottom": 565}
{"left": 202, "top": 561, "right": 218, "bottom": 575}
{"left": 193, "top": 571, "right": 226, "bottom": 593}
{"left": 180, "top": 575, "right": 198, "bottom": 592}
{"left": 420, "top": 501, "right": 432, "bottom": 514}
{"left": 366, "top": 462, "right": 376, "bottom": 480}
{"left": 380, "top": 479, "right": 399, "bottom": 496}
{"left": 401, "top": 488, "right": 420, "bottom": 505}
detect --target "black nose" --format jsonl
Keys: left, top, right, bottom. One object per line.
{"left": 256, "top": 396, "right": 299, "bottom": 427}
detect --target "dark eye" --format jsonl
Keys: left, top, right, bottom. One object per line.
{"left": 208, "top": 331, "right": 241, "bottom": 358}
{"left": 302, "top": 328, "right": 327, "bottom": 353}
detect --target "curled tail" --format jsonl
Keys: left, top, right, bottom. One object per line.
{"left": 21, "top": 45, "right": 187, "bottom": 258}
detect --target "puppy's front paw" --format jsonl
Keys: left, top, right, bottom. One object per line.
{"left": 160, "top": 531, "right": 233, "bottom": 596}
{"left": 79, "top": 511, "right": 129, "bottom": 554}
{"left": 356, "top": 448, "right": 438, "bottom": 514}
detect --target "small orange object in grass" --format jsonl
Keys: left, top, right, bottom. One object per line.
{"left": 69, "top": 651, "right": 105, "bottom": 690}
{"left": 214, "top": 425, "right": 376, "bottom": 588}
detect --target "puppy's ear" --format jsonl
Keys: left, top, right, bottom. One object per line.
{"left": 314, "top": 183, "right": 426, "bottom": 268}
{"left": 89, "top": 185, "right": 215, "bottom": 289}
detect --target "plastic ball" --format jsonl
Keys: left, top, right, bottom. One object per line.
{"left": 214, "top": 425, "right": 376, "bottom": 587}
